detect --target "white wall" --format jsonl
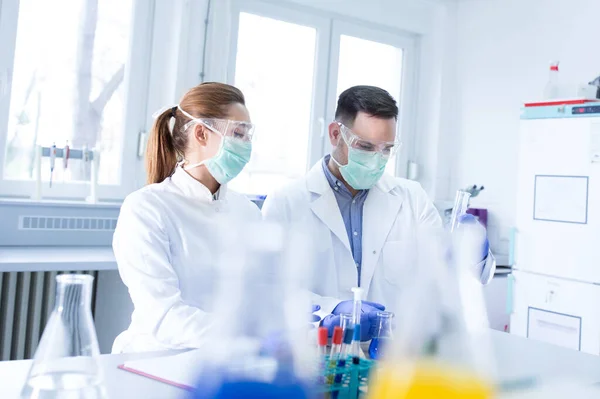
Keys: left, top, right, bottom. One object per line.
{"left": 451, "top": 0, "right": 600, "bottom": 260}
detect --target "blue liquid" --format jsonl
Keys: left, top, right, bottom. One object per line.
{"left": 369, "top": 337, "right": 391, "bottom": 360}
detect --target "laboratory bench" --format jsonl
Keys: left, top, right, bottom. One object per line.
{"left": 2, "top": 331, "right": 600, "bottom": 398}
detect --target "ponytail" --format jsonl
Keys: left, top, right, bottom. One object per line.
{"left": 146, "top": 109, "right": 177, "bottom": 184}
{"left": 146, "top": 82, "right": 246, "bottom": 184}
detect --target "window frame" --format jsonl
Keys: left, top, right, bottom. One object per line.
{"left": 227, "top": 0, "right": 331, "bottom": 187}
{"left": 324, "top": 20, "right": 420, "bottom": 178}
{"left": 226, "top": 0, "right": 421, "bottom": 187}
{"left": 0, "top": 0, "right": 155, "bottom": 201}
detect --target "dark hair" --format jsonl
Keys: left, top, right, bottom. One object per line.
{"left": 146, "top": 82, "right": 245, "bottom": 184}
{"left": 334, "top": 85, "right": 398, "bottom": 126}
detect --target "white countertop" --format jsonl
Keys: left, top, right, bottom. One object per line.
{"left": 0, "top": 246, "right": 117, "bottom": 272}
{"left": 1, "top": 331, "right": 600, "bottom": 398}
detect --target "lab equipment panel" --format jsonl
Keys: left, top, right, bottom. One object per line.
{"left": 510, "top": 270, "right": 600, "bottom": 355}
{"left": 515, "top": 117, "right": 600, "bottom": 282}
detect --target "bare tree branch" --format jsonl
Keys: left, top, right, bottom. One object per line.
{"left": 91, "top": 64, "right": 125, "bottom": 113}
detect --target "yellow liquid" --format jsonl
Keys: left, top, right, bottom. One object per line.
{"left": 368, "top": 361, "right": 494, "bottom": 399}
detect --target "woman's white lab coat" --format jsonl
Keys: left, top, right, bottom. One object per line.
{"left": 112, "top": 167, "right": 261, "bottom": 353}
{"left": 262, "top": 160, "right": 495, "bottom": 321}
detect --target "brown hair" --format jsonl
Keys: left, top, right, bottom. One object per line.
{"left": 145, "top": 82, "right": 246, "bottom": 184}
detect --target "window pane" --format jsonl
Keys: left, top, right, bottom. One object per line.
{"left": 3, "top": 0, "right": 134, "bottom": 184}
{"left": 230, "top": 12, "right": 317, "bottom": 195}
{"left": 336, "top": 35, "right": 403, "bottom": 175}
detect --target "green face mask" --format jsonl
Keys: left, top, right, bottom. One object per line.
{"left": 332, "top": 148, "right": 388, "bottom": 190}
{"left": 185, "top": 136, "right": 252, "bottom": 184}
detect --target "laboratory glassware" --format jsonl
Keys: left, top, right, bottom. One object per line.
{"left": 368, "top": 227, "right": 496, "bottom": 399}
{"left": 449, "top": 190, "right": 471, "bottom": 232}
{"left": 368, "top": 311, "right": 394, "bottom": 360}
{"left": 21, "top": 274, "right": 107, "bottom": 399}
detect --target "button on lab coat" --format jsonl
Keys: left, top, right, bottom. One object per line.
{"left": 262, "top": 160, "right": 495, "bottom": 320}
{"left": 112, "top": 167, "right": 260, "bottom": 353}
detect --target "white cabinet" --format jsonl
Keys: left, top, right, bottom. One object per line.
{"left": 515, "top": 118, "right": 600, "bottom": 283}
{"left": 510, "top": 270, "right": 600, "bottom": 355}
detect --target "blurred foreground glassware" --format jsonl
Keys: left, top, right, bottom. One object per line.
{"left": 368, "top": 227, "right": 496, "bottom": 399}
{"left": 21, "top": 274, "right": 106, "bottom": 399}
{"left": 449, "top": 190, "right": 471, "bottom": 232}
{"left": 191, "top": 220, "right": 318, "bottom": 399}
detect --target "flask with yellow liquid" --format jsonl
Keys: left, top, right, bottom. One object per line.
{"left": 368, "top": 225, "right": 497, "bottom": 399}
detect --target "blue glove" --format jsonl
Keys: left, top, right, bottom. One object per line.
{"left": 311, "top": 304, "right": 321, "bottom": 323}
{"left": 458, "top": 213, "right": 489, "bottom": 261}
{"left": 320, "top": 300, "right": 385, "bottom": 341}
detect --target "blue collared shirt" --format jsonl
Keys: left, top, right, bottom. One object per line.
{"left": 322, "top": 155, "right": 369, "bottom": 286}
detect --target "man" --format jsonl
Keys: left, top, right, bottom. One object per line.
{"left": 263, "top": 86, "right": 495, "bottom": 340}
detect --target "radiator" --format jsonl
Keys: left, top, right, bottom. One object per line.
{"left": 0, "top": 270, "right": 98, "bottom": 361}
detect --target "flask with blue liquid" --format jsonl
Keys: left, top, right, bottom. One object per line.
{"left": 368, "top": 311, "right": 394, "bottom": 360}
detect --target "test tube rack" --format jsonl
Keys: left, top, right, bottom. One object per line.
{"left": 32, "top": 145, "right": 100, "bottom": 203}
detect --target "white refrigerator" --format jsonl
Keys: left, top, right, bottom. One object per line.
{"left": 510, "top": 104, "right": 600, "bottom": 355}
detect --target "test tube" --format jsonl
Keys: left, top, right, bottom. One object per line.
{"left": 350, "top": 288, "right": 363, "bottom": 356}
{"left": 339, "top": 313, "right": 353, "bottom": 332}
{"left": 449, "top": 190, "right": 472, "bottom": 232}
{"left": 317, "top": 327, "right": 328, "bottom": 358}
{"left": 327, "top": 326, "right": 343, "bottom": 384}
{"left": 332, "top": 328, "right": 354, "bottom": 398}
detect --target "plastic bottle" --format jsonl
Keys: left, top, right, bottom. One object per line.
{"left": 543, "top": 61, "right": 560, "bottom": 100}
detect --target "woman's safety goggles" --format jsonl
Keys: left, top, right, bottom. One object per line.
{"left": 336, "top": 122, "right": 401, "bottom": 158}
{"left": 179, "top": 106, "right": 255, "bottom": 142}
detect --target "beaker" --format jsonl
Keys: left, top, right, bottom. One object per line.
{"left": 369, "top": 311, "right": 394, "bottom": 360}
{"left": 21, "top": 274, "right": 107, "bottom": 399}
{"left": 449, "top": 190, "right": 471, "bottom": 232}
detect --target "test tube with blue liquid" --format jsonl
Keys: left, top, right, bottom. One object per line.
{"left": 368, "top": 311, "right": 394, "bottom": 360}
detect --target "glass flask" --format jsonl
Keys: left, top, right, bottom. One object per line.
{"left": 368, "top": 311, "right": 394, "bottom": 360}
{"left": 21, "top": 274, "right": 107, "bottom": 399}
{"left": 368, "top": 227, "right": 496, "bottom": 399}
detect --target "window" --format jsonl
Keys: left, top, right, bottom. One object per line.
{"left": 328, "top": 22, "right": 416, "bottom": 177}
{"left": 0, "top": 0, "right": 153, "bottom": 200}
{"left": 227, "top": 5, "right": 328, "bottom": 195}
{"left": 228, "top": 1, "right": 418, "bottom": 195}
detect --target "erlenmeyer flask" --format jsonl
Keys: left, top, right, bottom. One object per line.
{"left": 21, "top": 274, "right": 107, "bottom": 399}
{"left": 368, "top": 311, "right": 394, "bottom": 360}
{"left": 368, "top": 226, "right": 496, "bottom": 399}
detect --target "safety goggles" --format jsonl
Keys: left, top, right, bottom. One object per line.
{"left": 336, "top": 122, "right": 401, "bottom": 158}
{"left": 179, "top": 106, "right": 255, "bottom": 142}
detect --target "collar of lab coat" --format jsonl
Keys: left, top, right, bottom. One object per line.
{"left": 305, "top": 157, "right": 404, "bottom": 242}
{"left": 306, "top": 158, "right": 405, "bottom": 291}
{"left": 170, "top": 166, "right": 227, "bottom": 202}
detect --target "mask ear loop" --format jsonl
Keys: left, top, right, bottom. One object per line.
{"left": 331, "top": 124, "right": 350, "bottom": 167}
{"left": 181, "top": 121, "right": 228, "bottom": 171}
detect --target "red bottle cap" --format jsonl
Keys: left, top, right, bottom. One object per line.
{"left": 332, "top": 326, "right": 343, "bottom": 345}
{"left": 318, "top": 327, "right": 328, "bottom": 346}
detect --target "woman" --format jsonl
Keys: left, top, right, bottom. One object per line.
{"left": 112, "top": 82, "right": 261, "bottom": 353}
